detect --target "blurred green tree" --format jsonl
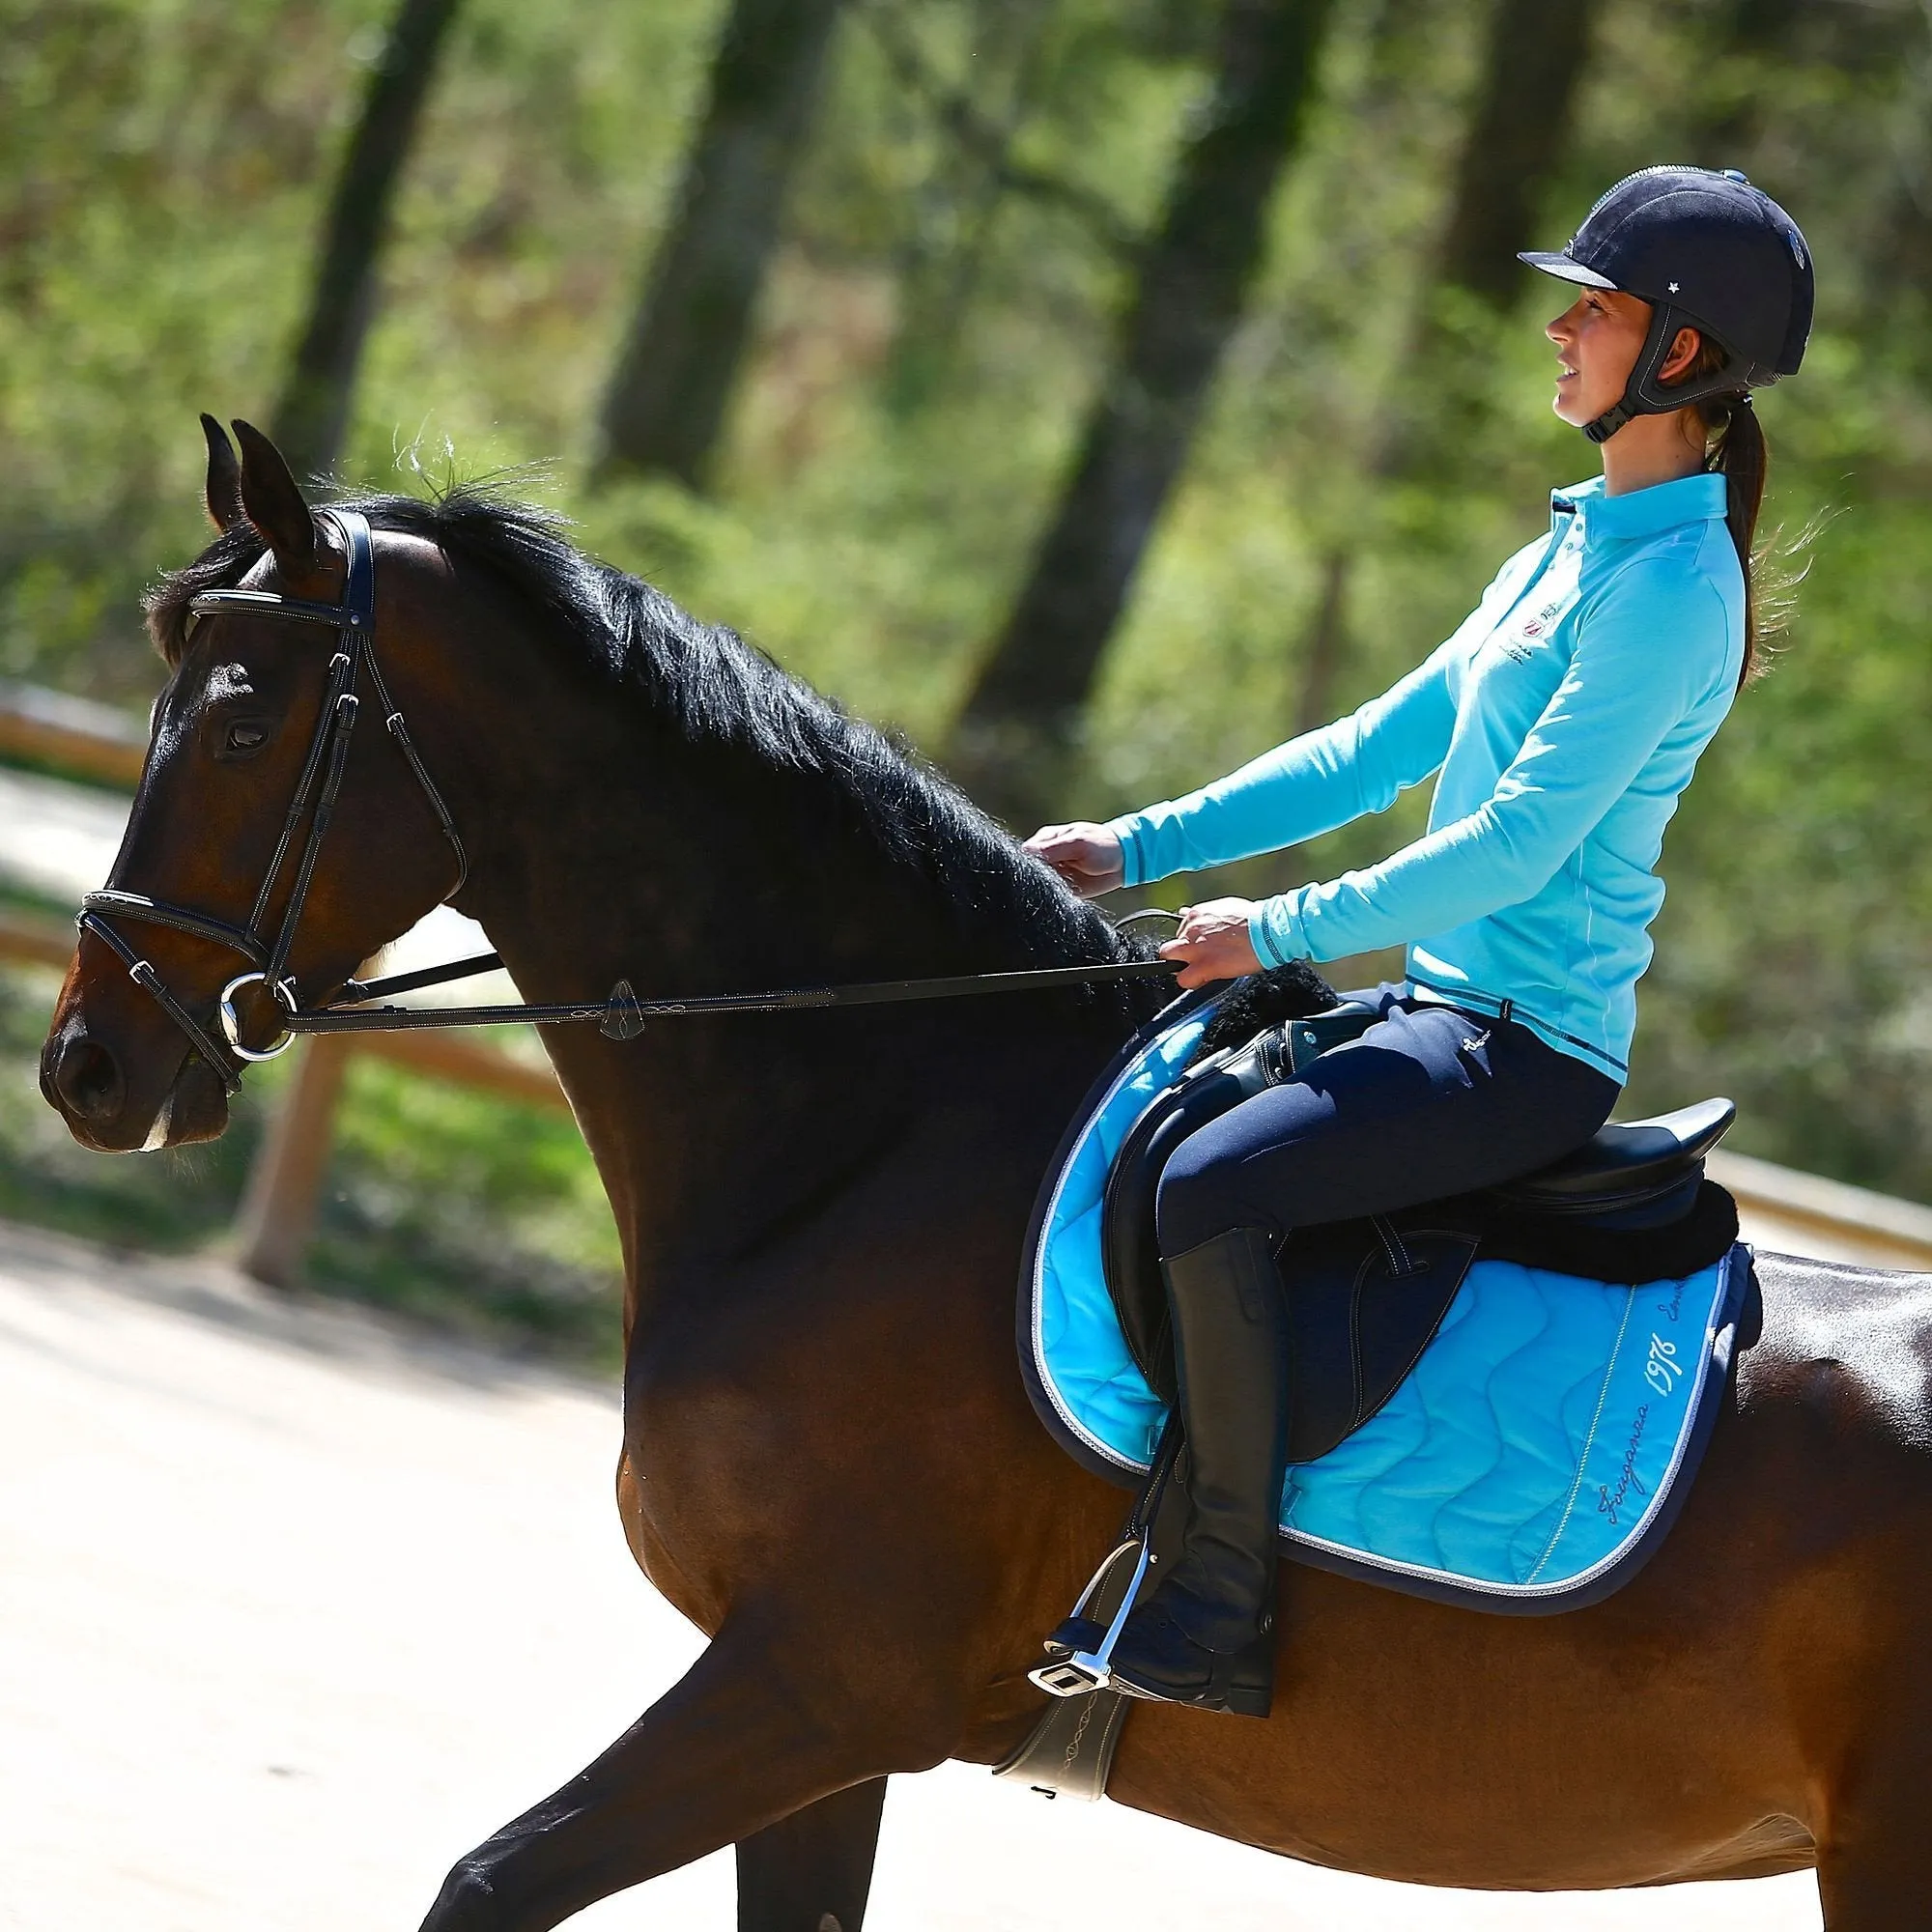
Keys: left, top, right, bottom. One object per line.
{"left": 1, "top": 0, "right": 1927, "bottom": 1295}
{"left": 947, "top": 0, "right": 1337, "bottom": 829}
{"left": 272, "top": 0, "right": 466, "bottom": 481}
{"left": 594, "top": 0, "right": 847, "bottom": 489}
{"left": 1294, "top": 0, "right": 1601, "bottom": 735}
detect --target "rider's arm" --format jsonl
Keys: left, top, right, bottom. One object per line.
{"left": 1246, "top": 560, "right": 1734, "bottom": 967}
{"left": 1104, "top": 537, "right": 1551, "bottom": 890}
{"left": 1104, "top": 645, "right": 1457, "bottom": 889}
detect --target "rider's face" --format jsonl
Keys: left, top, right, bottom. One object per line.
{"left": 1546, "top": 288, "right": 1654, "bottom": 428}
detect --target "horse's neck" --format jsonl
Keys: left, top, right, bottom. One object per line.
{"left": 437, "top": 662, "right": 1121, "bottom": 1307}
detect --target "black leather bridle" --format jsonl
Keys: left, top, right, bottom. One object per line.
{"left": 79, "top": 510, "right": 1178, "bottom": 1093}
{"left": 79, "top": 511, "right": 472, "bottom": 1091}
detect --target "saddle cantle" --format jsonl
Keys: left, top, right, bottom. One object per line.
{"left": 1098, "top": 996, "right": 1740, "bottom": 1463}
{"left": 1494, "top": 1096, "right": 1736, "bottom": 1216}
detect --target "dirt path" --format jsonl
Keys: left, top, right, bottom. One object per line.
{"left": 0, "top": 1218, "right": 1823, "bottom": 1931}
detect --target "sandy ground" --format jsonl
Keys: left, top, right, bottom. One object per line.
{"left": 0, "top": 1217, "right": 1827, "bottom": 1932}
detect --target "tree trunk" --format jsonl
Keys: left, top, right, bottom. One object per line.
{"left": 1294, "top": 545, "right": 1352, "bottom": 737}
{"left": 949, "top": 0, "right": 1335, "bottom": 828}
{"left": 877, "top": 0, "right": 1057, "bottom": 418}
{"left": 271, "top": 0, "right": 465, "bottom": 481}
{"left": 1292, "top": 0, "right": 1598, "bottom": 741}
{"left": 594, "top": 0, "right": 846, "bottom": 490}
{"left": 1434, "top": 0, "right": 1597, "bottom": 308}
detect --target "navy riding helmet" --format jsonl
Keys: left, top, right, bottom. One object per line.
{"left": 1520, "top": 165, "right": 1814, "bottom": 443}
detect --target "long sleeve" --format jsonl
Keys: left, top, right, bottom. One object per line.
{"left": 1105, "top": 641, "right": 1459, "bottom": 889}
{"left": 1102, "top": 533, "right": 1553, "bottom": 889}
{"left": 1249, "top": 560, "right": 1730, "bottom": 967}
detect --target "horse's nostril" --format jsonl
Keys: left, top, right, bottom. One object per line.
{"left": 52, "top": 1035, "right": 126, "bottom": 1124}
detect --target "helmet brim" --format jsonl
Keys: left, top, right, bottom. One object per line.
{"left": 1518, "top": 251, "right": 1619, "bottom": 291}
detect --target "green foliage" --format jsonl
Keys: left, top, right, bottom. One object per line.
{"left": 308, "top": 1050, "right": 623, "bottom": 1365}
{"left": 3, "top": 0, "right": 1928, "bottom": 1362}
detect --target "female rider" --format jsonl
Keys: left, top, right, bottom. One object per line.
{"left": 1027, "top": 166, "right": 1813, "bottom": 1719}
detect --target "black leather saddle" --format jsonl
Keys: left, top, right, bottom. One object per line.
{"left": 1100, "top": 989, "right": 1739, "bottom": 1465}
{"left": 1493, "top": 1095, "right": 1735, "bottom": 1212}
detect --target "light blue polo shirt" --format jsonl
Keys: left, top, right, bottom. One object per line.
{"left": 1106, "top": 471, "right": 1745, "bottom": 1077}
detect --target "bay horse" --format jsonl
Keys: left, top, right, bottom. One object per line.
{"left": 40, "top": 421, "right": 1932, "bottom": 1929}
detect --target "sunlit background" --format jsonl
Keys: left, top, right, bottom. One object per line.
{"left": 3, "top": 0, "right": 1927, "bottom": 1368}
{"left": 5, "top": 5, "right": 1930, "bottom": 1927}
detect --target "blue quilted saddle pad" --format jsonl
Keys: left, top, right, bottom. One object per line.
{"left": 1018, "top": 994, "right": 1756, "bottom": 1614}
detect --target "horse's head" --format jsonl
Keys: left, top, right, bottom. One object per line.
{"left": 42, "top": 419, "right": 468, "bottom": 1151}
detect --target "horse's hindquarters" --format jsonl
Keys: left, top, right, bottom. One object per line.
{"left": 1103, "top": 1252, "right": 1932, "bottom": 1897}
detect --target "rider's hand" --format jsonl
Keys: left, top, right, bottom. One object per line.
{"left": 1160, "top": 898, "right": 1264, "bottom": 988}
{"left": 1025, "top": 822, "right": 1124, "bottom": 899}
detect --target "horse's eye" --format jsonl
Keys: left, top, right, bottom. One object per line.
{"left": 222, "top": 721, "right": 270, "bottom": 757}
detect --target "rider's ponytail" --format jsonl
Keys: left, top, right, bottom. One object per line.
{"left": 1686, "top": 338, "right": 1772, "bottom": 685}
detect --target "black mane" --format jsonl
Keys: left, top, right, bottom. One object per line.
{"left": 147, "top": 485, "right": 1149, "bottom": 987}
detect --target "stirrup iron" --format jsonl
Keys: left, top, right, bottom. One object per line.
{"left": 1030, "top": 1531, "right": 1157, "bottom": 1697}
{"left": 1030, "top": 1415, "right": 1181, "bottom": 1698}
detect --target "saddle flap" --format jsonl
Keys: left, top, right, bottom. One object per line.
{"left": 1284, "top": 1224, "right": 1477, "bottom": 1464}
{"left": 1088, "top": 997, "right": 1735, "bottom": 1473}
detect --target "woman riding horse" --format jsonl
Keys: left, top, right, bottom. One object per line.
{"left": 1028, "top": 166, "right": 1815, "bottom": 1719}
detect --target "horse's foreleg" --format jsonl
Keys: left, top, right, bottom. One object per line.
{"left": 734, "top": 1777, "right": 889, "bottom": 1932}
{"left": 417, "top": 1628, "right": 940, "bottom": 1932}
{"left": 1816, "top": 1752, "right": 1931, "bottom": 1929}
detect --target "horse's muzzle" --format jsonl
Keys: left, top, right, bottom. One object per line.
{"left": 41, "top": 1019, "right": 230, "bottom": 1152}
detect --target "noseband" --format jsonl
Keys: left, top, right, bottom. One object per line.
{"left": 78, "top": 511, "right": 468, "bottom": 1093}
{"left": 80, "top": 510, "right": 1179, "bottom": 1095}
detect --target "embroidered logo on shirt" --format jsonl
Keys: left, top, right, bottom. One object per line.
{"left": 1494, "top": 598, "right": 1565, "bottom": 663}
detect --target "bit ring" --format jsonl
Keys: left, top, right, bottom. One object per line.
{"left": 218, "top": 972, "right": 297, "bottom": 1061}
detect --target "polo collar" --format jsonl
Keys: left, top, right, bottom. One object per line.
{"left": 1551, "top": 470, "right": 1727, "bottom": 542}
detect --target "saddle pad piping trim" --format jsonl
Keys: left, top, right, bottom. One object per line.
{"left": 1014, "top": 985, "right": 1222, "bottom": 1492}
{"left": 1521, "top": 1272, "right": 1641, "bottom": 1583}
{"left": 1027, "top": 994, "right": 1220, "bottom": 1470}
{"left": 1275, "top": 1242, "right": 1753, "bottom": 1607}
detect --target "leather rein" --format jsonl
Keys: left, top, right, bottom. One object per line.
{"left": 79, "top": 510, "right": 1179, "bottom": 1092}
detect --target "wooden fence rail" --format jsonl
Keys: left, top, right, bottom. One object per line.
{"left": 11, "top": 901, "right": 569, "bottom": 1281}
{"left": 0, "top": 679, "right": 147, "bottom": 787}
{"left": 12, "top": 913, "right": 1932, "bottom": 1277}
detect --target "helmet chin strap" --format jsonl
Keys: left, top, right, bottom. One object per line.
{"left": 1582, "top": 302, "right": 1750, "bottom": 445}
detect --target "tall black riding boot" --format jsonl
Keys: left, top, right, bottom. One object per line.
{"left": 1106, "top": 1226, "right": 1291, "bottom": 1719}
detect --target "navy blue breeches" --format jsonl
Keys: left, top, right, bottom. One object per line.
{"left": 1153, "top": 985, "right": 1620, "bottom": 1257}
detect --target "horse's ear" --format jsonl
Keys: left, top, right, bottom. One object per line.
{"left": 230, "top": 418, "right": 318, "bottom": 576}
{"left": 200, "top": 413, "right": 246, "bottom": 531}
